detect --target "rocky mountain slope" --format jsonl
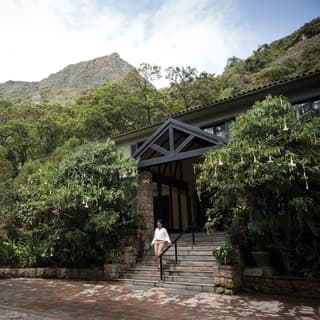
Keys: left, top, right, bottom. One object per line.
{"left": 0, "top": 53, "right": 134, "bottom": 105}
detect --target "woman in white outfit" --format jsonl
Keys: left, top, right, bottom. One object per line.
{"left": 151, "top": 219, "right": 172, "bottom": 269}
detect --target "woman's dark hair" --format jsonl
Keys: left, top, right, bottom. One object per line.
{"left": 157, "top": 219, "right": 164, "bottom": 225}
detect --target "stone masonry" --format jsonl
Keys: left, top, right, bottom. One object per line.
{"left": 137, "top": 170, "right": 154, "bottom": 249}
{"left": 213, "top": 264, "right": 242, "bottom": 295}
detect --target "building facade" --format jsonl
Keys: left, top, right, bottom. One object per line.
{"left": 113, "top": 70, "right": 320, "bottom": 241}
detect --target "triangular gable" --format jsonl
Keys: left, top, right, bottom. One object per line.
{"left": 133, "top": 118, "right": 226, "bottom": 168}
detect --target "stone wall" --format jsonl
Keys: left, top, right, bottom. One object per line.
{"left": 137, "top": 170, "right": 154, "bottom": 249}
{"left": 0, "top": 267, "right": 104, "bottom": 281}
{"left": 213, "top": 265, "right": 242, "bottom": 295}
{"left": 0, "top": 246, "right": 138, "bottom": 282}
{"left": 243, "top": 275, "right": 320, "bottom": 299}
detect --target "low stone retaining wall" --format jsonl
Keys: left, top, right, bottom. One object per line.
{"left": 243, "top": 275, "right": 320, "bottom": 299}
{"left": 0, "top": 246, "right": 137, "bottom": 282}
{"left": 213, "top": 265, "right": 242, "bottom": 295}
{"left": 0, "top": 267, "right": 105, "bottom": 281}
{"left": 0, "top": 264, "right": 127, "bottom": 282}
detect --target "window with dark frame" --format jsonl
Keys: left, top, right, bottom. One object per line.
{"left": 296, "top": 98, "right": 320, "bottom": 117}
{"left": 202, "top": 118, "right": 235, "bottom": 142}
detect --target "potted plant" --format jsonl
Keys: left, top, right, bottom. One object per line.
{"left": 214, "top": 245, "right": 234, "bottom": 265}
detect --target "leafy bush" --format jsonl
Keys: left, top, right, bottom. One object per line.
{"left": 1, "top": 140, "right": 140, "bottom": 268}
{"left": 197, "top": 95, "right": 320, "bottom": 278}
{"left": 214, "top": 245, "right": 234, "bottom": 265}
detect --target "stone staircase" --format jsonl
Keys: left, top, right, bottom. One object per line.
{"left": 117, "top": 231, "right": 226, "bottom": 293}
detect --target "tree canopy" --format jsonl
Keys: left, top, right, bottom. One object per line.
{"left": 197, "top": 95, "right": 320, "bottom": 277}
{"left": 0, "top": 140, "right": 139, "bottom": 267}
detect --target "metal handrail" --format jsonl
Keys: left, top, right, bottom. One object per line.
{"left": 158, "top": 225, "right": 197, "bottom": 280}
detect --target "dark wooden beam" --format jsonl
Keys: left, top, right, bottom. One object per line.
{"left": 169, "top": 162, "right": 173, "bottom": 229}
{"left": 150, "top": 144, "right": 169, "bottom": 155}
{"left": 138, "top": 145, "right": 219, "bottom": 168}
{"left": 178, "top": 180, "right": 182, "bottom": 231}
{"left": 169, "top": 127, "right": 174, "bottom": 152}
{"left": 175, "top": 134, "right": 194, "bottom": 153}
{"left": 133, "top": 117, "right": 226, "bottom": 159}
{"left": 178, "top": 160, "right": 183, "bottom": 231}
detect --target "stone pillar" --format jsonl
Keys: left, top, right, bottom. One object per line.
{"left": 104, "top": 264, "right": 122, "bottom": 280}
{"left": 213, "top": 264, "right": 242, "bottom": 294}
{"left": 137, "top": 170, "right": 154, "bottom": 250}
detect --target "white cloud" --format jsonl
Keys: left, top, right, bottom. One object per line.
{"left": 0, "top": 0, "right": 259, "bottom": 87}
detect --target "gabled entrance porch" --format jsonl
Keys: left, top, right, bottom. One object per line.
{"left": 134, "top": 118, "right": 225, "bottom": 237}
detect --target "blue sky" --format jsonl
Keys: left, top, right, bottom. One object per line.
{"left": 0, "top": 0, "right": 319, "bottom": 87}
{"left": 237, "top": 0, "right": 320, "bottom": 43}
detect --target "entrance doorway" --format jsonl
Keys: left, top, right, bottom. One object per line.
{"left": 153, "top": 179, "right": 190, "bottom": 232}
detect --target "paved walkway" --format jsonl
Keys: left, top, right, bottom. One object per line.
{"left": 0, "top": 279, "right": 319, "bottom": 319}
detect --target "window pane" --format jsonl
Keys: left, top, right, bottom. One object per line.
{"left": 299, "top": 102, "right": 311, "bottom": 115}
{"left": 213, "top": 124, "right": 226, "bottom": 137}
{"left": 204, "top": 127, "right": 214, "bottom": 135}
{"left": 312, "top": 100, "right": 320, "bottom": 116}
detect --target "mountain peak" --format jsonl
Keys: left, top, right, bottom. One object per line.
{"left": 0, "top": 53, "right": 134, "bottom": 105}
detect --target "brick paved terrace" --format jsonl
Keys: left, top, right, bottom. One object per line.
{"left": 0, "top": 279, "right": 319, "bottom": 319}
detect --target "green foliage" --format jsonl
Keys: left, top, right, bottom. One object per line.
{"left": 0, "top": 145, "right": 13, "bottom": 180}
{"left": 13, "top": 159, "right": 42, "bottom": 188}
{"left": 1, "top": 140, "right": 140, "bottom": 267}
{"left": 197, "top": 95, "right": 320, "bottom": 278}
{"left": 214, "top": 245, "right": 234, "bottom": 265}
{"left": 105, "top": 248, "right": 124, "bottom": 264}
{"left": 0, "top": 17, "right": 319, "bottom": 270}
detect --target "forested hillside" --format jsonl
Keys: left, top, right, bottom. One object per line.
{"left": 0, "top": 17, "right": 319, "bottom": 183}
{"left": 0, "top": 17, "right": 319, "bottom": 270}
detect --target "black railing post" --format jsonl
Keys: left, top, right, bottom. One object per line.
{"left": 158, "top": 231, "right": 184, "bottom": 280}
{"left": 160, "top": 255, "right": 163, "bottom": 280}
{"left": 192, "top": 227, "right": 195, "bottom": 245}
{"left": 175, "top": 241, "right": 178, "bottom": 264}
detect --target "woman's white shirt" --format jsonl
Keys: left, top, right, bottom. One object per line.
{"left": 151, "top": 227, "right": 171, "bottom": 246}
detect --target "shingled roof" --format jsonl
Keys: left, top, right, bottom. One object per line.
{"left": 112, "top": 69, "right": 320, "bottom": 140}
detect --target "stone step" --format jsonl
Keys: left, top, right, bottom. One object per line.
{"left": 161, "top": 281, "right": 216, "bottom": 293}
{"left": 122, "top": 268, "right": 214, "bottom": 279}
{"left": 117, "top": 232, "right": 226, "bottom": 293}
{"left": 136, "top": 261, "right": 216, "bottom": 268}
{"left": 171, "top": 232, "right": 225, "bottom": 237}
{"left": 120, "top": 273, "right": 160, "bottom": 281}
{"left": 170, "top": 239, "right": 225, "bottom": 243}
{"left": 120, "top": 273, "right": 213, "bottom": 285}
{"left": 127, "top": 266, "right": 213, "bottom": 274}
{"left": 117, "top": 278, "right": 216, "bottom": 293}
{"left": 165, "top": 269, "right": 213, "bottom": 277}
{"left": 127, "top": 266, "right": 159, "bottom": 273}
{"left": 141, "top": 256, "right": 215, "bottom": 262}
{"left": 144, "top": 252, "right": 215, "bottom": 257}
{"left": 171, "top": 236, "right": 225, "bottom": 240}
{"left": 174, "top": 243, "right": 225, "bottom": 247}
{"left": 139, "top": 254, "right": 216, "bottom": 261}
{"left": 165, "top": 246, "right": 219, "bottom": 251}
{"left": 137, "top": 256, "right": 216, "bottom": 263}
{"left": 154, "top": 249, "right": 215, "bottom": 255}
{"left": 164, "top": 275, "right": 213, "bottom": 284}
{"left": 171, "top": 240, "right": 225, "bottom": 245}
{"left": 116, "top": 278, "right": 158, "bottom": 287}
